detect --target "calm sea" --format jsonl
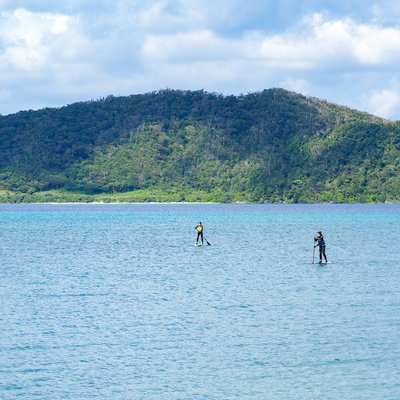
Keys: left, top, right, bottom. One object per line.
{"left": 1, "top": 204, "right": 399, "bottom": 399}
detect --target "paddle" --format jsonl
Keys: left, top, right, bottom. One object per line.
{"left": 312, "top": 242, "right": 316, "bottom": 264}
{"left": 205, "top": 237, "right": 211, "bottom": 246}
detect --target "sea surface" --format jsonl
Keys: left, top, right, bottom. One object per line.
{"left": 0, "top": 203, "right": 399, "bottom": 400}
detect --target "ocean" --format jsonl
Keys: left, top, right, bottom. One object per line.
{"left": 1, "top": 203, "right": 399, "bottom": 399}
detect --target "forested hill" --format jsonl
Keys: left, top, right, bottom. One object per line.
{"left": 0, "top": 88, "right": 399, "bottom": 203}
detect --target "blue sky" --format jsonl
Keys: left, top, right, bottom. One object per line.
{"left": 1, "top": 0, "right": 400, "bottom": 119}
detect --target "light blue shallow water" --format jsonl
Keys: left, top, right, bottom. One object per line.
{"left": 0, "top": 204, "right": 399, "bottom": 399}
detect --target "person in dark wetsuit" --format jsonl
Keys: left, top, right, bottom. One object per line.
{"left": 195, "top": 222, "right": 204, "bottom": 245}
{"left": 314, "top": 231, "right": 328, "bottom": 263}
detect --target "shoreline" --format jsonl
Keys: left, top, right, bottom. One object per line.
{"left": 0, "top": 201, "right": 397, "bottom": 205}
{"left": 1, "top": 189, "right": 395, "bottom": 205}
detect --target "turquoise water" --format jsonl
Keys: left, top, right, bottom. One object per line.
{"left": 1, "top": 204, "right": 399, "bottom": 399}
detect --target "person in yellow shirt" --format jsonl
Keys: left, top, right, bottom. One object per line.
{"left": 195, "top": 222, "right": 204, "bottom": 245}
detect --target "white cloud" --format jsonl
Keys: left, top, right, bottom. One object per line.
{"left": 367, "top": 86, "right": 400, "bottom": 119}
{"left": 353, "top": 26, "right": 400, "bottom": 65}
{"left": 141, "top": 30, "right": 237, "bottom": 62}
{"left": 255, "top": 13, "right": 400, "bottom": 69}
{"left": 134, "top": 0, "right": 205, "bottom": 32}
{"left": 1, "top": 3, "right": 400, "bottom": 119}
{"left": 279, "top": 78, "right": 310, "bottom": 94}
{"left": 0, "top": 8, "right": 78, "bottom": 70}
{"left": 139, "top": 13, "right": 400, "bottom": 72}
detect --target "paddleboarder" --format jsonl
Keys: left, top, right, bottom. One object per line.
{"left": 314, "top": 231, "right": 328, "bottom": 264}
{"left": 195, "top": 222, "right": 204, "bottom": 245}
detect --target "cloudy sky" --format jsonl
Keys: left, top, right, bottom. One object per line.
{"left": 1, "top": 0, "right": 400, "bottom": 119}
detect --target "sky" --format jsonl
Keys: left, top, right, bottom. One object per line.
{"left": 1, "top": 0, "right": 400, "bottom": 119}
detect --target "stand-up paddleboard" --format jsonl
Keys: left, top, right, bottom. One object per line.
{"left": 316, "top": 261, "right": 334, "bottom": 265}
{"left": 195, "top": 243, "right": 205, "bottom": 247}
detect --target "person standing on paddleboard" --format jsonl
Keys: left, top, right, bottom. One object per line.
{"left": 314, "top": 231, "right": 328, "bottom": 264}
{"left": 195, "top": 222, "right": 204, "bottom": 245}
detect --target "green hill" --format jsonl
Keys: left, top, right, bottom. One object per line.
{"left": 0, "top": 89, "right": 399, "bottom": 203}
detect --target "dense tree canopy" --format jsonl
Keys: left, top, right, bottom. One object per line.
{"left": 0, "top": 89, "right": 399, "bottom": 203}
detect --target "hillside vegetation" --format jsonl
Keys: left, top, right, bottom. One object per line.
{"left": 0, "top": 89, "right": 399, "bottom": 203}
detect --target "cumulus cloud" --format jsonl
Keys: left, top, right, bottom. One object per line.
{"left": 141, "top": 30, "right": 238, "bottom": 62}
{"left": 367, "top": 83, "right": 400, "bottom": 119}
{"left": 279, "top": 78, "right": 310, "bottom": 94}
{"left": 139, "top": 12, "right": 400, "bottom": 71}
{"left": 0, "top": 8, "right": 72, "bottom": 70}
{"left": 1, "top": 1, "right": 400, "bottom": 119}
{"left": 0, "top": 7, "right": 109, "bottom": 110}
